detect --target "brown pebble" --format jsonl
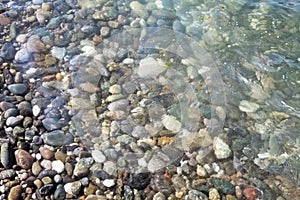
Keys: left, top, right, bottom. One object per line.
{"left": 55, "top": 73, "right": 63, "bottom": 81}
{"left": 54, "top": 151, "right": 67, "bottom": 163}
{"left": 33, "top": 179, "right": 43, "bottom": 189}
{"left": 39, "top": 147, "right": 54, "bottom": 160}
{"left": 0, "top": 14, "right": 11, "bottom": 26}
{"left": 26, "top": 35, "right": 46, "bottom": 53}
{"left": 8, "top": 185, "right": 22, "bottom": 200}
{"left": 65, "top": 162, "right": 73, "bottom": 176}
{"left": 15, "top": 149, "right": 34, "bottom": 170}
{"left": 243, "top": 187, "right": 257, "bottom": 200}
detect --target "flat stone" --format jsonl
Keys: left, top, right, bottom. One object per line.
{"left": 239, "top": 100, "right": 260, "bottom": 113}
{"left": 42, "top": 130, "right": 65, "bottom": 146}
{"left": 32, "top": 161, "right": 42, "bottom": 176}
{"left": 0, "top": 102, "right": 15, "bottom": 111}
{"left": 4, "top": 108, "right": 18, "bottom": 118}
{"left": 7, "top": 84, "right": 28, "bottom": 95}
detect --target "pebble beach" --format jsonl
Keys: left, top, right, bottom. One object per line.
{"left": 0, "top": 0, "right": 299, "bottom": 200}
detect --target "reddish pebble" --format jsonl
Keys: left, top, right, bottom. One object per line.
{"left": 243, "top": 187, "right": 257, "bottom": 200}
{"left": 15, "top": 149, "right": 34, "bottom": 170}
{"left": 39, "top": 147, "right": 54, "bottom": 160}
{"left": 0, "top": 14, "right": 10, "bottom": 25}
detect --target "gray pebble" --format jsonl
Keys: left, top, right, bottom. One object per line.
{"left": 15, "top": 48, "right": 32, "bottom": 63}
{"left": 7, "top": 84, "right": 28, "bottom": 95}
{"left": 42, "top": 118, "right": 62, "bottom": 131}
{"left": 6, "top": 116, "right": 23, "bottom": 126}
{"left": 91, "top": 150, "right": 106, "bottom": 163}
{"left": 0, "top": 143, "right": 13, "bottom": 168}
{"left": 54, "top": 184, "right": 66, "bottom": 200}
{"left": 4, "top": 108, "right": 18, "bottom": 118}
{"left": 0, "top": 43, "right": 16, "bottom": 60}
{"left": 42, "top": 130, "right": 65, "bottom": 146}
{"left": 73, "top": 157, "right": 94, "bottom": 178}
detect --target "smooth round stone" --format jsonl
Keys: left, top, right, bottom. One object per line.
{"left": 18, "top": 101, "right": 32, "bottom": 116}
{"left": 153, "top": 192, "right": 166, "bottom": 200}
{"left": 132, "top": 125, "right": 148, "bottom": 138}
{"left": 32, "top": 105, "right": 41, "bottom": 117}
{"left": 103, "top": 179, "right": 115, "bottom": 187}
{"left": 0, "top": 102, "right": 15, "bottom": 111}
{"left": 46, "top": 17, "right": 62, "bottom": 29}
{"left": 7, "top": 84, "right": 28, "bottom": 95}
{"left": 8, "top": 185, "right": 22, "bottom": 200}
{"left": 42, "top": 118, "right": 62, "bottom": 131}
{"left": 4, "top": 108, "right": 18, "bottom": 118}
{"left": 130, "top": 1, "right": 149, "bottom": 19}
{"left": 24, "top": 129, "right": 35, "bottom": 140}
{"left": 54, "top": 174, "right": 62, "bottom": 183}
{"left": 42, "top": 130, "right": 65, "bottom": 146}
{"left": 239, "top": 100, "right": 260, "bottom": 113}
{"left": 41, "top": 159, "right": 52, "bottom": 170}
{"left": 6, "top": 116, "right": 23, "bottom": 126}
{"left": 32, "top": 161, "right": 42, "bottom": 176}
{"left": 15, "top": 149, "right": 34, "bottom": 169}
{"left": 39, "top": 147, "right": 54, "bottom": 160}
{"left": 52, "top": 160, "right": 65, "bottom": 173}
{"left": 91, "top": 150, "right": 106, "bottom": 163}
{"left": 15, "top": 49, "right": 32, "bottom": 63}
{"left": 41, "top": 176, "right": 53, "bottom": 184}
{"left": 0, "top": 43, "right": 16, "bottom": 60}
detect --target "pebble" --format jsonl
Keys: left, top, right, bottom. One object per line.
{"left": 0, "top": 169, "right": 15, "bottom": 179}
{"left": 51, "top": 46, "right": 66, "bottom": 60}
{"left": 26, "top": 35, "right": 46, "bottom": 53}
{"left": 32, "top": 105, "right": 41, "bottom": 117}
{"left": 42, "top": 118, "right": 62, "bottom": 131}
{"left": 73, "top": 157, "right": 94, "bottom": 177}
{"left": 15, "top": 149, "right": 34, "bottom": 169}
{"left": 14, "top": 48, "right": 32, "bottom": 63}
{"left": 130, "top": 1, "right": 149, "bottom": 19}
{"left": 53, "top": 184, "right": 66, "bottom": 200}
{"left": 39, "top": 146, "right": 54, "bottom": 160}
{"left": 64, "top": 181, "right": 82, "bottom": 195}
{"left": 213, "top": 137, "right": 232, "bottom": 159}
{"left": 0, "top": 102, "right": 15, "bottom": 111}
{"left": 0, "top": 43, "right": 16, "bottom": 60}
{"left": 103, "top": 179, "right": 115, "bottom": 187}
{"left": 243, "top": 187, "right": 257, "bottom": 200}
{"left": 7, "top": 84, "right": 28, "bottom": 95}
{"left": 153, "top": 192, "right": 166, "bottom": 200}
{"left": 54, "top": 151, "right": 67, "bottom": 162}
{"left": 6, "top": 116, "right": 23, "bottom": 126}
{"left": 209, "top": 188, "right": 221, "bottom": 200}
{"left": 1, "top": 143, "right": 13, "bottom": 168}
{"left": 239, "top": 100, "right": 260, "bottom": 113}
{"left": 18, "top": 101, "right": 32, "bottom": 116}
{"left": 52, "top": 160, "right": 65, "bottom": 173}
{"left": 103, "top": 161, "right": 117, "bottom": 176}
{"left": 42, "top": 130, "right": 65, "bottom": 146}
{"left": 32, "top": 161, "right": 42, "bottom": 176}
{"left": 41, "top": 159, "right": 52, "bottom": 170}
{"left": 91, "top": 150, "right": 106, "bottom": 163}
{"left": 138, "top": 57, "right": 165, "bottom": 78}
{"left": 8, "top": 185, "right": 22, "bottom": 200}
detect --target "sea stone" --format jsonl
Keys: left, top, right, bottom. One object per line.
{"left": 137, "top": 57, "right": 165, "bottom": 78}
{"left": 15, "top": 149, "right": 34, "bottom": 169}
{"left": 239, "top": 100, "right": 259, "bottom": 113}
{"left": 42, "top": 130, "right": 65, "bottom": 146}
{"left": 213, "top": 137, "right": 232, "bottom": 159}
{"left": 8, "top": 185, "right": 22, "bottom": 200}
{"left": 26, "top": 35, "right": 46, "bottom": 53}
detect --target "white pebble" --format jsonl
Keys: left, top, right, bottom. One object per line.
{"left": 52, "top": 160, "right": 65, "bottom": 173}
{"left": 103, "top": 179, "right": 115, "bottom": 187}
{"left": 32, "top": 105, "right": 41, "bottom": 117}
{"left": 40, "top": 160, "right": 52, "bottom": 170}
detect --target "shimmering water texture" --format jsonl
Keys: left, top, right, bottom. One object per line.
{"left": 69, "top": 0, "right": 300, "bottom": 197}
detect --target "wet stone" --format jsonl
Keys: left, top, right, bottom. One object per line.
{"left": 53, "top": 184, "right": 66, "bottom": 200}
{"left": 26, "top": 35, "right": 46, "bottom": 53}
{"left": 213, "top": 137, "right": 232, "bottom": 159}
{"left": 42, "top": 130, "right": 65, "bottom": 146}
{"left": 6, "top": 116, "right": 23, "bottom": 126}
{"left": 18, "top": 101, "right": 32, "bottom": 116}
{"left": 7, "top": 84, "right": 28, "bottom": 95}
{"left": 0, "top": 102, "right": 15, "bottom": 111}
{"left": 39, "top": 184, "right": 54, "bottom": 195}
{"left": 39, "top": 146, "right": 54, "bottom": 160}
{"left": 42, "top": 118, "right": 62, "bottom": 131}
{"left": 4, "top": 108, "right": 18, "bottom": 118}
{"left": 210, "top": 178, "right": 235, "bottom": 195}
{"left": 74, "top": 157, "right": 94, "bottom": 178}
